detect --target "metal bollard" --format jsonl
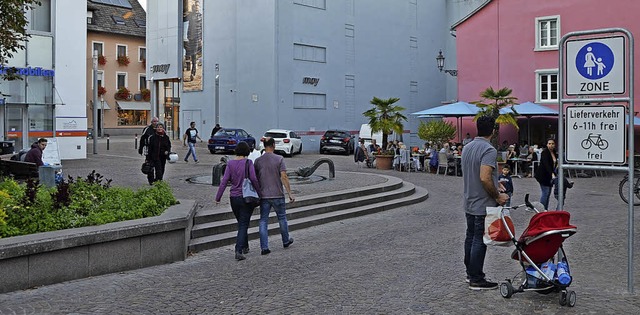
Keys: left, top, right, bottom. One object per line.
{"left": 107, "top": 135, "right": 110, "bottom": 150}
{"left": 211, "top": 163, "right": 226, "bottom": 186}
{"left": 134, "top": 133, "right": 138, "bottom": 149}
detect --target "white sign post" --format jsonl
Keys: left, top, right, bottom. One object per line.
{"left": 566, "top": 36, "right": 626, "bottom": 95}
{"left": 566, "top": 105, "right": 626, "bottom": 164}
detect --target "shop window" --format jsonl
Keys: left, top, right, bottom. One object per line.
{"left": 117, "top": 110, "right": 147, "bottom": 126}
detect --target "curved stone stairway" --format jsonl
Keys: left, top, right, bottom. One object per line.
{"left": 188, "top": 174, "right": 429, "bottom": 252}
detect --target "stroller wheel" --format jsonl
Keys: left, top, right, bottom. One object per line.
{"left": 499, "top": 282, "right": 514, "bottom": 298}
{"left": 559, "top": 291, "right": 567, "bottom": 306}
{"left": 567, "top": 290, "right": 576, "bottom": 307}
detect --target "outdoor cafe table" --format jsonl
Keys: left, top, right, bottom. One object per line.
{"left": 509, "top": 158, "right": 527, "bottom": 178}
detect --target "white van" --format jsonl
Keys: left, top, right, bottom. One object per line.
{"left": 358, "top": 124, "right": 401, "bottom": 149}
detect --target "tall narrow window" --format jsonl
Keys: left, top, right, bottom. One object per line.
{"left": 139, "top": 47, "right": 146, "bottom": 62}
{"left": 117, "top": 73, "right": 127, "bottom": 89}
{"left": 93, "top": 42, "right": 103, "bottom": 57}
{"left": 537, "top": 70, "right": 558, "bottom": 102}
{"left": 29, "top": 0, "right": 51, "bottom": 32}
{"left": 117, "top": 45, "right": 127, "bottom": 58}
{"left": 535, "top": 16, "right": 560, "bottom": 50}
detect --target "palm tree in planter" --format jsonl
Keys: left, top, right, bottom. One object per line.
{"left": 471, "top": 87, "right": 519, "bottom": 147}
{"left": 363, "top": 96, "right": 407, "bottom": 149}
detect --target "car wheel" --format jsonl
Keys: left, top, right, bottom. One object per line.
{"left": 319, "top": 147, "right": 324, "bottom": 154}
{"left": 209, "top": 149, "right": 216, "bottom": 154}
{"left": 298, "top": 144, "right": 303, "bottom": 154}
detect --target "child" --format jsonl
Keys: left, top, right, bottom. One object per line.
{"left": 498, "top": 165, "right": 514, "bottom": 207}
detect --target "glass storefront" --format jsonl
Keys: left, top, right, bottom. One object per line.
{"left": 117, "top": 110, "right": 147, "bottom": 126}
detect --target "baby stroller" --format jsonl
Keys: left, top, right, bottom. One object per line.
{"left": 498, "top": 194, "right": 578, "bottom": 307}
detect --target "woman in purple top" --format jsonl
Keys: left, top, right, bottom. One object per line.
{"left": 215, "top": 141, "right": 261, "bottom": 261}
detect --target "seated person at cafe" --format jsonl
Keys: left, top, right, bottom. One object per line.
{"left": 368, "top": 139, "right": 381, "bottom": 154}
{"left": 523, "top": 146, "right": 538, "bottom": 178}
{"left": 24, "top": 138, "right": 47, "bottom": 167}
{"left": 506, "top": 144, "right": 518, "bottom": 172}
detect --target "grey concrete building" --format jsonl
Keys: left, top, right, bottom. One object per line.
{"left": 146, "top": 0, "right": 483, "bottom": 149}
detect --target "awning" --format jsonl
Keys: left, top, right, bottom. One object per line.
{"left": 88, "top": 100, "right": 111, "bottom": 110}
{"left": 117, "top": 101, "right": 150, "bottom": 111}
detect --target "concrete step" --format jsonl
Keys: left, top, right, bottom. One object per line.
{"left": 190, "top": 181, "right": 417, "bottom": 238}
{"left": 192, "top": 175, "right": 404, "bottom": 225}
{"left": 188, "top": 183, "right": 429, "bottom": 253}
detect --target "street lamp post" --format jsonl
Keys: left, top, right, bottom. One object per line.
{"left": 435, "top": 50, "right": 458, "bottom": 77}
{"left": 100, "top": 96, "right": 105, "bottom": 138}
{"left": 215, "top": 63, "right": 219, "bottom": 124}
{"left": 92, "top": 50, "right": 98, "bottom": 154}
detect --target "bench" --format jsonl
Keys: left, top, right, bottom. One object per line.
{"left": 0, "top": 159, "right": 39, "bottom": 179}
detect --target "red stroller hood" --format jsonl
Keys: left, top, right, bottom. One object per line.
{"left": 512, "top": 211, "right": 577, "bottom": 264}
{"left": 521, "top": 211, "right": 577, "bottom": 239}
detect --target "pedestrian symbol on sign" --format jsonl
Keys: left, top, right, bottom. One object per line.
{"left": 576, "top": 42, "right": 614, "bottom": 80}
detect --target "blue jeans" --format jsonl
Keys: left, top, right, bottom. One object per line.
{"left": 230, "top": 196, "right": 252, "bottom": 253}
{"left": 185, "top": 142, "right": 198, "bottom": 162}
{"left": 539, "top": 184, "right": 552, "bottom": 210}
{"left": 464, "top": 213, "right": 487, "bottom": 283}
{"left": 259, "top": 198, "right": 291, "bottom": 250}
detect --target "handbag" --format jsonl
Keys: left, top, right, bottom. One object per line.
{"left": 242, "top": 160, "right": 260, "bottom": 208}
{"left": 483, "top": 206, "right": 515, "bottom": 247}
{"left": 141, "top": 161, "right": 152, "bottom": 174}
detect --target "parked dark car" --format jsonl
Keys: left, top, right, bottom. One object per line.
{"left": 208, "top": 128, "right": 256, "bottom": 154}
{"left": 319, "top": 129, "right": 354, "bottom": 155}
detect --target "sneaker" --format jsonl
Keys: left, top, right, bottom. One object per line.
{"left": 235, "top": 252, "right": 246, "bottom": 261}
{"left": 283, "top": 238, "right": 294, "bottom": 248}
{"left": 184, "top": 160, "right": 188, "bottom": 163}
{"left": 465, "top": 277, "right": 470, "bottom": 283}
{"left": 195, "top": 160, "right": 199, "bottom": 164}
{"left": 469, "top": 279, "right": 498, "bottom": 290}
{"left": 261, "top": 249, "right": 271, "bottom": 255}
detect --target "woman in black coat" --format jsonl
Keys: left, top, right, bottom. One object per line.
{"left": 146, "top": 123, "right": 172, "bottom": 185}
{"left": 534, "top": 139, "right": 557, "bottom": 209}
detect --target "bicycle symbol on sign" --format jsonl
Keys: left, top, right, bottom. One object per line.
{"left": 580, "top": 133, "right": 609, "bottom": 150}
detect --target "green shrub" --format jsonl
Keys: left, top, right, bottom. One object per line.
{"left": 0, "top": 174, "right": 178, "bottom": 238}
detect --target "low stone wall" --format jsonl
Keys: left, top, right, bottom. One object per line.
{"left": 0, "top": 200, "right": 196, "bottom": 294}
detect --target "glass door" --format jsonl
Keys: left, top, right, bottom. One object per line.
{"left": 4, "top": 105, "right": 27, "bottom": 151}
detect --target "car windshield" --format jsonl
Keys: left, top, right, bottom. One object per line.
{"left": 325, "top": 131, "right": 348, "bottom": 138}
{"left": 265, "top": 132, "right": 287, "bottom": 138}
{"left": 214, "top": 129, "right": 236, "bottom": 137}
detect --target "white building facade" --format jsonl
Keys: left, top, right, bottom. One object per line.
{"left": 0, "top": 0, "right": 87, "bottom": 159}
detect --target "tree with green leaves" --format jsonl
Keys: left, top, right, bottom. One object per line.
{"left": 363, "top": 96, "right": 407, "bottom": 147}
{"left": 0, "top": 0, "right": 41, "bottom": 84}
{"left": 471, "top": 87, "right": 519, "bottom": 146}
{"left": 417, "top": 120, "right": 457, "bottom": 148}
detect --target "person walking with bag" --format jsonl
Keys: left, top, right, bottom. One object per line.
{"left": 146, "top": 123, "right": 172, "bottom": 185}
{"left": 461, "top": 116, "right": 509, "bottom": 290}
{"left": 183, "top": 121, "right": 203, "bottom": 163}
{"left": 254, "top": 137, "right": 295, "bottom": 256}
{"left": 215, "top": 141, "right": 261, "bottom": 261}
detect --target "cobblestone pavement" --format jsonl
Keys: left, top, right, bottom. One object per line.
{"left": 0, "top": 137, "right": 639, "bottom": 314}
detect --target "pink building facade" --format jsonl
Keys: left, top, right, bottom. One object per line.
{"left": 453, "top": 0, "right": 640, "bottom": 148}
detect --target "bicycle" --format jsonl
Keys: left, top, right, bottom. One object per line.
{"left": 581, "top": 133, "right": 609, "bottom": 150}
{"left": 618, "top": 170, "right": 640, "bottom": 205}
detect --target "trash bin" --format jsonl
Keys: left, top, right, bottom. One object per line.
{"left": 0, "top": 141, "right": 15, "bottom": 155}
{"left": 39, "top": 164, "right": 62, "bottom": 187}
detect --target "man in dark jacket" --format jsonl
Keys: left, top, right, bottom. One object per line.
{"left": 146, "top": 123, "right": 171, "bottom": 184}
{"left": 138, "top": 117, "right": 159, "bottom": 156}
{"left": 24, "top": 138, "right": 47, "bottom": 167}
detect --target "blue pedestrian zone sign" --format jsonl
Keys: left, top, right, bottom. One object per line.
{"left": 575, "top": 42, "right": 614, "bottom": 80}
{"left": 565, "top": 36, "right": 625, "bottom": 95}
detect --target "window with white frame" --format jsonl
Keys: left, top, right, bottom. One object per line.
{"left": 139, "top": 47, "right": 146, "bottom": 62}
{"left": 536, "top": 70, "right": 558, "bottom": 102}
{"left": 535, "top": 16, "right": 559, "bottom": 50}
{"left": 116, "top": 44, "right": 127, "bottom": 57}
{"left": 294, "top": 44, "right": 326, "bottom": 63}
{"left": 93, "top": 42, "right": 103, "bottom": 57}
{"left": 138, "top": 74, "right": 147, "bottom": 90}
{"left": 116, "top": 72, "right": 127, "bottom": 89}
{"left": 91, "top": 70, "right": 104, "bottom": 89}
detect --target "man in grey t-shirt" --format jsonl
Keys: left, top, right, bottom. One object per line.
{"left": 461, "top": 116, "right": 509, "bottom": 290}
{"left": 254, "top": 137, "right": 295, "bottom": 255}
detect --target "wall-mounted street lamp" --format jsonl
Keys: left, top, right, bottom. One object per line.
{"left": 435, "top": 50, "right": 458, "bottom": 77}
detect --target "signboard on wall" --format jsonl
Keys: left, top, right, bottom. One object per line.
{"left": 183, "top": 0, "right": 203, "bottom": 91}
{"left": 146, "top": 0, "right": 182, "bottom": 80}
{"left": 565, "top": 105, "right": 626, "bottom": 164}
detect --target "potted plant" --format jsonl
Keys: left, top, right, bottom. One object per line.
{"left": 140, "top": 88, "right": 150, "bottom": 101}
{"left": 97, "top": 86, "right": 107, "bottom": 97}
{"left": 363, "top": 96, "right": 407, "bottom": 170}
{"left": 114, "top": 87, "right": 131, "bottom": 100}
{"left": 98, "top": 55, "right": 107, "bottom": 66}
{"left": 116, "top": 55, "right": 130, "bottom": 66}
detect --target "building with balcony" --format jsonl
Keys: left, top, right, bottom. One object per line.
{"left": 86, "top": 0, "right": 148, "bottom": 136}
